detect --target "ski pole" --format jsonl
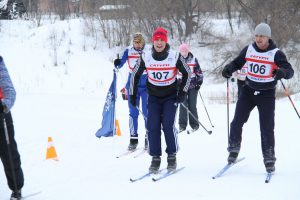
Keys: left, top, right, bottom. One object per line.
{"left": 136, "top": 105, "right": 147, "bottom": 122}
{"left": 3, "top": 116, "right": 18, "bottom": 192}
{"left": 198, "top": 91, "right": 214, "bottom": 128}
{"left": 280, "top": 80, "right": 300, "bottom": 119}
{"left": 135, "top": 105, "right": 149, "bottom": 135}
{"left": 180, "top": 103, "right": 212, "bottom": 135}
{"left": 226, "top": 78, "right": 230, "bottom": 146}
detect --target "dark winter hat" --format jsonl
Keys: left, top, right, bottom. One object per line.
{"left": 152, "top": 27, "right": 168, "bottom": 43}
{"left": 254, "top": 23, "right": 271, "bottom": 38}
{"left": 133, "top": 32, "right": 144, "bottom": 44}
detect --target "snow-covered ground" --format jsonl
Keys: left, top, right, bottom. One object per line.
{"left": 0, "top": 19, "right": 299, "bottom": 200}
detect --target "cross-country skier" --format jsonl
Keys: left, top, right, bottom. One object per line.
{"left": 129, "top": 27, "right": 191, "bottom": 173}
{"left": 177, "top": 43, "right": 203, "bottom": 133}
{"left": 114, "top": 33, "right": 151, "bottom": 150}
{"left": 222, "top": 23, "right": 294, "bottom": 173}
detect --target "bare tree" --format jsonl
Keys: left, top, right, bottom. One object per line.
{"left": 237, "top": 0, "right": 300, "bottom": 49}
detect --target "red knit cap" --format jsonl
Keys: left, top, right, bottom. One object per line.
{"left": 152, "top": 27, "right": 168, "bottom": 43}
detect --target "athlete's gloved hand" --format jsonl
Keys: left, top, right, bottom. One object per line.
{"left": 176, "top": 91, "right": 186, "bottom": 103}
{"left": 272, "top": 69, "right": 285, "bottom": 80}
{"left": 222, "top": 65, "right": 232, "bottom": 79}
{"left": 114, "top": 58, "right": 121, "bottom": 67}
{"left": 195, "top": 84, "right": 201, "bottom": 90}
{"left": 0, "top": 101, "right": 5, "bottom": 119}
{"left": 120, "top": 87, "right": 128, "bottom": 100}
{"left": 0, "top": 101, "right": 4, "bottom": 114}
{"left": 129, "top": 95, "right": 137, "bottom": 107}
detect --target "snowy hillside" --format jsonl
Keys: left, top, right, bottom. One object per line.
{"left": 0, "top": 19, "right": 299, "bottom": 200}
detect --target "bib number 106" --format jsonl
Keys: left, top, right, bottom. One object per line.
{"left": 249, "top": 63, "right": 266, "bottom": 74}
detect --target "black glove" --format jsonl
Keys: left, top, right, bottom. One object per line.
{"left": 129, "top": 95, "right": 137, "bottom": 107}
{"left": 176, "top": 91, "right": 186, "bottom": 103}
{"left": 222, "top": 66, "right": 232, "bottom": 79}
{"left": 114, "top": 58, "right": 121, "bottom": 67}
{"left": 0, "top": 102, "right": 5, "bottom": 119}
{"left": 272, "top": 69, "right": 285, "bottom": 80}
{"left": 195, "top": 84, "right": 201, "bottom": 90}
{"left": 0, "top": 102, "right": 4, "bottom": 113}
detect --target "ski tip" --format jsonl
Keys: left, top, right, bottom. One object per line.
{"left": 129, "top": 178, "right": 135, "bottom": 182}
{"left": 152, "top": 178, "right": 157, "bottom": 182}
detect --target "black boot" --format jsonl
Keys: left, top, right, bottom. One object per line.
{"left": 167, "top": 154, "right": 177, "bottom": 172}
{"left": 128, "top": 138, "right": 138, "bottom": 151}
{"left": 265, "top": 162, "right": 275, "bottom": 173}
{"left": 179, "top": 127, "right": 186, "bottom": 133}
{"left": 10, "top": 190, "right": 22, "bottom": 200}
{"left": 227, "top": 152, "right": 239, "bottom": 164}
{"left": 149, "top": 156, "right": 161, "bottom": 174}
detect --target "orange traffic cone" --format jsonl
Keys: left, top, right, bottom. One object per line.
{"left": 115, "top": 119, "right": 121, "bottom": 136}
{"left": 46, "top": 137, "right": 59, "bottom": 161}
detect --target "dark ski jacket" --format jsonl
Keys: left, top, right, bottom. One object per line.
{"left": 225, "top": 39, "right": 294, "bottom": 90}
{"left": 130, "top": 44, "right": 191, "bottom": 98}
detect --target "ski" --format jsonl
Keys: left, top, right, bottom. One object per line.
{"left": 130, "top": 168, "right": 166, "bottom": 182}
{"left": 178, "top": 129, "right": 186, "bottom": 134}
{"left": 133, "top": 149, "right": 147, "bottom": 158}
{"left": 18, "top": 191, "right": 41, "bottom": 200}
{"left": 212, "top": 157, "right": 245, "bottom": 179}
{"left": 187, "top": 129, "right": 198, "bottom": 134}
{"left": 152, "top": 167, "right": 185, "bottom": 182}
{"left": 116, "top": 148, "right": 142, "bottom": 158}
{"left": 130, "top": 172, "right": 152, "bottom": 182}
{"left": 265, "top": 172, "right": 273, "bottom": 183}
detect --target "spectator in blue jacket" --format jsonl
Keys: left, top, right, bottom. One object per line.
{"left": 0, "top": 56, "right": 24, "bottom": 200}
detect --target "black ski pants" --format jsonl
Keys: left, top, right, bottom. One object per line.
{"left": 179, "top": 88, "right": 199, "bottom": 130}
{"left": 228, "top": 85, "right": 276, "bottom": 164}
{"left": 0, "top": 112, "right": 24, "bottom": 191}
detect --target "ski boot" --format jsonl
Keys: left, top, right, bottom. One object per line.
{"left": 167, "top": 154, "right": 177, "bottom": 172}
{"left": 227, "top": 152, "right": 239, "bottom": 164}
{"left": 10, "top": 190, "right": 22, "bottom": 200}
{"left": 179, "top": 127, "right": 186, "bottom": 133}
{"left": 192, "top": 126, "right": 199, "bottom": 132}
{"left": 149, "top": 156, "right": 161, "bottom": 174}
{"left": 128, "top": 138, "right": 138, "bottom": 151}
{"left": 265, "top": 162, "right": 275, "bottom": 173}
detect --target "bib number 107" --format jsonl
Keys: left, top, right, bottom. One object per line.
{"left": 151, "top": 72, "right": 169, "bottom": 80}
